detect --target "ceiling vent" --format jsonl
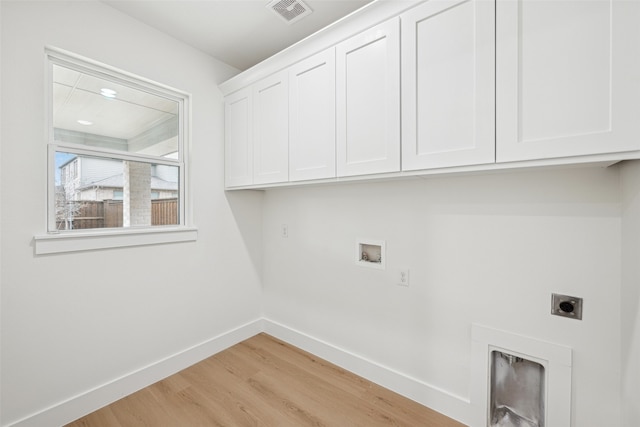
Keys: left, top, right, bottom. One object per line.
{"left": 267, "top": 0, "right": 313, "bottom": 25}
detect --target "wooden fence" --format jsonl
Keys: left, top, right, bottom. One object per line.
{"left": 56, "top": 199, "right": 178, "bottom": 230}
{"left": 151, "top": 198, "right": 178, "bottom": 226}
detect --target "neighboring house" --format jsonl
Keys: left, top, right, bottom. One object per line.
{"left": 59, "top": 156, "right": 178, "bottom": 202}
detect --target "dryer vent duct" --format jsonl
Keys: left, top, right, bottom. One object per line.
{"left": 267, "top": 0, "right": 313, "bottom": 25}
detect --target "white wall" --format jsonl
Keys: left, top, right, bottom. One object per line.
{"left": 621, "top": 160, "right": 640, "bottom": 426}
{"left": 0, "top": 1, "right": 262, "bottom": 425}
{"left": 262, "top": 166, "right": 623, "bottom": 426}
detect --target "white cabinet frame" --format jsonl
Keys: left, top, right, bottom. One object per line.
{"left": 401, "top": 0, "right": 495, "bottom": 171}
{"left": 289, "top": 48, "right": 336, "bottom": 181}
{"left": 224, "top": 87, "right": 253, "bottom": 187}
{"left": 336, "top": 17, "right": 401, "bottom": 177}
{"left": 253, "top": 70, "right": 289, "bottom": 184}
{"left": 496, "top": 0, "right": 640, "bottom": 162}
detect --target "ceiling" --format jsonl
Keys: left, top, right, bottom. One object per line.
{"left": 102, "top": 0, "right": 375, "bottom": 71}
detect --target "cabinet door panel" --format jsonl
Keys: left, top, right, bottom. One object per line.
{"left": 336, "top": 18, "right": 400, "bottom": 177}
{"left": 224, "top": 88, "right": 252, "bottom": 187}
{"left": 402, "top": 0, "right": 495, "bottom": 171}
{"left": 497, "top": 0, "right": 640, "bottom": 161}
{"left": 253, "top": 71, "right": 289, "bottom": 184}
{"left": 289, "top": 48, "right": 336, "bottom": 181}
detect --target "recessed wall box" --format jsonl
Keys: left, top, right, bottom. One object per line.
{"left": 490, "top": 350, "right": 545, "bottom": 426}
{"left": 355, "top": 238, "right": 385, "bottom": 269}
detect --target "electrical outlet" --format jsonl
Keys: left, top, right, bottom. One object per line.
{"left": 281, "top": 224, "right": 288, "bottom": 238}
{"left": 551, "top": 293, "right": 583, "bottom": 320}
{"left": 398, "top": 269, "right": 409, "bottom": 287}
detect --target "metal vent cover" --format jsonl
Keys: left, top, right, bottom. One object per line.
{"left": 267, "top": 0, "right": 313, "bottom": 25}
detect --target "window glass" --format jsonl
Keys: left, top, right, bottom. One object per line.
{"left": 47, "top": 50, "right": 188, "bottom": 233}
{"left": 55, "top": 152, "right": 179, "bottom": 230}
{"left": 52, "top": 64, "right": 179, "bottom": 157}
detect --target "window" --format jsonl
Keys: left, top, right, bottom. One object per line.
{"left": 35, "top": 48, "right": 196, "bottom": 254}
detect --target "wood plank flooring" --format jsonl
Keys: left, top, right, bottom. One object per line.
{"left": 66, "top": 333, "right": 466, "bottom": 427}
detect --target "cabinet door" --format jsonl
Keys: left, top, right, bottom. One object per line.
{"left": 289, "top": 48, "right": 336, "bottom": 181}
{"left": 336, "top": 18, "right": 400, "bottom": 177}
{"left": 402, "top": 0, "right": 495, "bottom": 171}
{"left": 253, "top": 71, "right": 289, "bottom": 184}
{"left": 224, "top": 87, "right": 253, "bottom": 187}
{"left": 497, "top": 0, "right": 640, "bottom": 162}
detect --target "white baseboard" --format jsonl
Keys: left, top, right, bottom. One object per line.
{"left": 6, "top": 319, "right": 263, "bottom": 427}
{"left": 263, "top": 318, "right": 472, "bottom": 426}
{"left": 7, "top": 318, "right": 472, "bottom": 427}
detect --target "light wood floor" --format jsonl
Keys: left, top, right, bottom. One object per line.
{"left": 66, "top": 333, "right": 466, "bottom": 427}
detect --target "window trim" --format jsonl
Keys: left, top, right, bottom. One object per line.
{"left": 35, "top": 47, "right": 196, "bottom": 254}
{"left": 34, "top": 226, "right": 198, "bottom": 255}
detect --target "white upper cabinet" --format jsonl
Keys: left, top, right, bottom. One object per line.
{"left": 225, "top": 87, "right": 253, "bottom": 188}
{"left": 496, "top": 0, "right": 640, "bottom": 162}
{"left": 224, "top": 0, "right": 640, "bottom": 189}
{"left": 401, "top": 0, "right": 495, "bottom": 171}
{"left": 289, "top": 48, "right": 336, "bottom": 181}
{"left": 336, "top": 18, "right": 401, "bottom": 177}
{"left": 253, "top": 70, "right": 289, "bottom": 184}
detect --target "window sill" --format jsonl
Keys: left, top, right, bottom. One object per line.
{"left": 34, "top": 226, "right": 198, "bottom": 255}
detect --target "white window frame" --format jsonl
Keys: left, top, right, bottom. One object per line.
{"left": 34, "top": 47, "right": 196, "bottom": 255}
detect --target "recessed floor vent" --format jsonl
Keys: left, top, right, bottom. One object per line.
{"left": 267, "top": 0, "right": 313, "bottom": 25}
